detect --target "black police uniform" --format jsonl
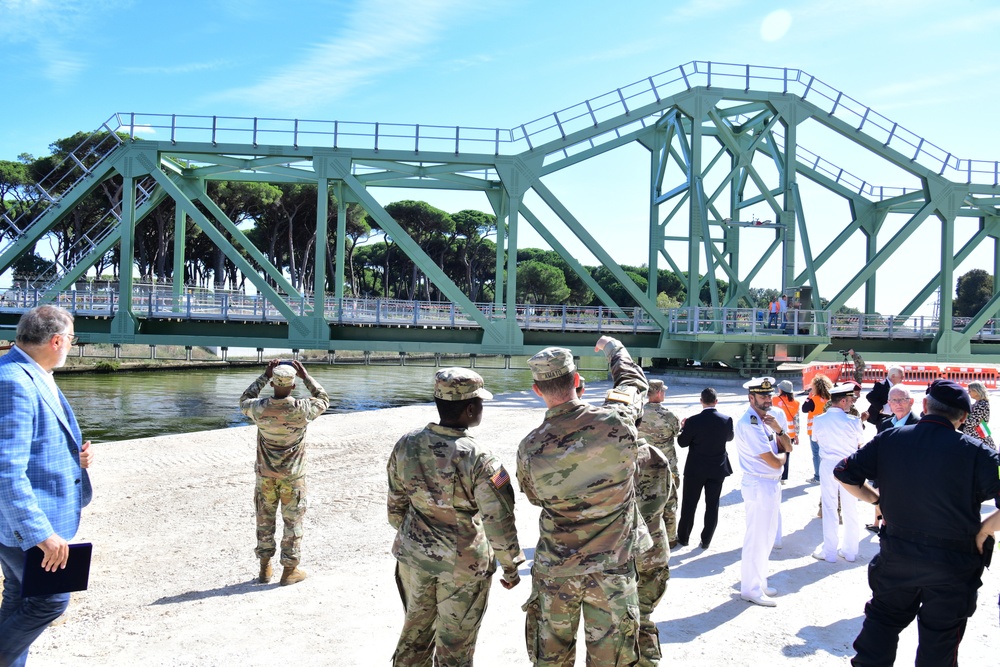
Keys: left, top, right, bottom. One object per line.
{"left": 835, "top": 414, "right": 1000, "bottom": 666}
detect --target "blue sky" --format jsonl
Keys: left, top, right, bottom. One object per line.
{"left": 2, "top": 0, "right": 999, "bottom": 313}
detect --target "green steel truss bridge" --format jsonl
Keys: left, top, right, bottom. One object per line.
{"left": 3, "top": 61, "right": 1000, "bottom": 371}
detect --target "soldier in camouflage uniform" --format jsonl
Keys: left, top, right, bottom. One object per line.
{"left": 240, "top": 359, "right": 329, "bottom": 586}
{"left": 387, "top": 367, "right": 524, "bottom": 667}
{"left": 517, "top": 335, "right": 649, "bottom": 667}
{"left": 639, "top": 380, "right": 681, "bottom": 547}
{"left": 634, "top": 435, "right": 671, "bottom": 667}
{"left": 848, "top": 348, "right": 866, "bottom": 385}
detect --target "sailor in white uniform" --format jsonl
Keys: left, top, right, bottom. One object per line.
{"left": 811, "top": 382, "right": 865, "bottom": 563}
{"left": 735, "top": 377, "right": 793, "bottom": 607}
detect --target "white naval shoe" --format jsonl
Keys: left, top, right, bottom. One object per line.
{"left": 741, "top": 593, "right": 778, "bottom": 607}
{"left": 811, "top": 548, "right": 837, "bottom": 563}
{"left": 764, "top": 586, "right": 777, "bottom": 596}
{"left": 838, "top": 549, "right": 857, "bottom": 562}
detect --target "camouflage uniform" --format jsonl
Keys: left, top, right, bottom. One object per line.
{"left": 517, "top": 339, "right": 649, "bottom": 667}
{"left": 387, "top": 368, "right": 524, "bottom": 667}
{"left": 639, "top": 394, "right": 680, "bottom": 544}
{"left": 634, "top": 439, "right": 671, "bottom": 667}
{"left": 240, "top": 366, "right": 329, "bottom": 567}
{"left": 851, "top": 351, "right": 866, "bottom": 385}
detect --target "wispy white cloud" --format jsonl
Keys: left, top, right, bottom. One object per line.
{"left": 119, "top": 60, "right": 230, "bottom": 76}
{"left": 0, "top": 0, "right": 131, "bottom": 83}
{"left": 208, "top": 0, "right": 469, "bottom": 114}
{"left": 666, "top": 0, "right": 746, "bottom": 21}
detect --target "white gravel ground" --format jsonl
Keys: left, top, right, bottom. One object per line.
{"left": 17, "top": 376, "right": 1000, "bottom": 666}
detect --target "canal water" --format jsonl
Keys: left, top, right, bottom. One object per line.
{"left": 56, "top": 359, "right": 611, "bottom": 443}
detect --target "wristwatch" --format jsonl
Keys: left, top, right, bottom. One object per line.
{"left": 776, "top": 429, "right": 785, "bottom": 436}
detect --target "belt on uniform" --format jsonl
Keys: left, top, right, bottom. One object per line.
{"left": 884, "top": 524, "right": 978, "bottom": 554}
{"left": 742, "top": 471, "right": 781, "bottom": 481}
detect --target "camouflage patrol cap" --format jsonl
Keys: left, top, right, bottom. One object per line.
{"left": 271, "top": 364, "right": 296, "bottom": 387}
{"left": 743, "top": 376, "right": 776, "bottom": 394}
{"left": 527, "top": 347, "right": 576, "bottom": 381}
{"left": 434, "top": 367, "right": 493, "bottom": 401}
{"left": 648, "top": 379, "right": 667, "bottom": 393}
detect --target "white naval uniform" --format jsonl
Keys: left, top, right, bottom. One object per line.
{"left": 811, "top": 406, "right": 864, "bottom": 561}
{"left": 735, "top": 406, "right": 783, "bottom": 599}
{"left": 770, "top": 409, "right": 788, "bottom": 548}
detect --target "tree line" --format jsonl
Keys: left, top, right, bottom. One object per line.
{"left": 1, "top": 131, "right": 993, "bottom": 316}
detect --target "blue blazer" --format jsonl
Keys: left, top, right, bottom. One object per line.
{"left": 0, "top": 348, "right": 91, "bottom": 549}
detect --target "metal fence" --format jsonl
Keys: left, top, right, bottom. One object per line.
{"left": 5, "top": 288, "right": 998, "bottom": 341}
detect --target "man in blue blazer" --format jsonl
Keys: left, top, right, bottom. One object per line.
{"left": 0, "top": 305, "right": 93, "bottom": 666}
{"left": 676, "top": 387, "right": 734, "bottom": 549}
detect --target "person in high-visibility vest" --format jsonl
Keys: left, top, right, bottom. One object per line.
{"left": 801, "top": 374, "right": 832, "bottom": 484}
{"left": 773, "top": 381, "right": 800, "bottom": 484}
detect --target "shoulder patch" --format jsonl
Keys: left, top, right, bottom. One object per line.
{"left": 490, "top": 466, "right": 511, "bottom": 489}
{"left": 605, "top": 388, "right": 634, "bottom": 404}
{"left": 750, "top": 414, "right": 758, "bottom": 425}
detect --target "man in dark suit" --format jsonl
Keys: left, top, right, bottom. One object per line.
{"left": 676, "top": 387, "right": 734, "bottom": 549}
{"left": 876, "top": 385, "right": 920, "bottom": 433}
{"left": 865, "top": 366, "right": 904, "bottom": 426}
{"left": 0, "top": 305, "right": 93, "bottom": 666}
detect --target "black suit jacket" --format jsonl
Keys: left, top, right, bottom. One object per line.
{"left": 677, "top": 407, "right": 734, "bottom": 479}
{"left": 865, "top": 380, "right": 892, "bottom": 426}
{"left": 876, "top": 412, "right": 919, "bottom": 433}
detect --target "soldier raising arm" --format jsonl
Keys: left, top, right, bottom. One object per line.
{"left": 516, "top": 335, "right": 649, "bottom": 667}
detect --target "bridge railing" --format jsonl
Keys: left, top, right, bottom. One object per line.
{"left": 6, "top": 288, "right": 1000, "bottom": 341}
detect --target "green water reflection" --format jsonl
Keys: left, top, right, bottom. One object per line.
{"left": 56, "top": 359, "right": 610, "bottom": 443}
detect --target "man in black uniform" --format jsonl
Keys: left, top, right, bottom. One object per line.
{"left": 834, "top": 379, "right": 1000, "bottom": 666}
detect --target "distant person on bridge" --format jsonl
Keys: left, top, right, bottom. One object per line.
{"left": 517, "top": 336, "right": 648, "bottom": 665}
{"left": 387, "top": 368, "right": 523, "bottom": 666}
{"left": 961, "top": 381, "right": 995, "bottom": 449}
{"left": 767, "top": 299, "right": 779, "bottom": 328}
{"left": 0, "top": 305, "right": 93, "bottom": 666}
{"left": 865, "top": 365, "right": 903, "bottom": 427}
{"left": 639, "top": 379, "right": 681, "bottom": 548}
{"left": 835, "top": 379, "right": 1000, "bottom": 666}
{"left": 240, "top": 359, "right": 329, "bottom": 587}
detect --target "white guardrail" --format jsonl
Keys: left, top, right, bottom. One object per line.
{"left": 1, "top": 288, "right": 997, "bottom": 340}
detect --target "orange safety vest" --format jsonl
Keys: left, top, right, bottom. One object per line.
{"left": 806, "top": 394, "right": 828, "bottom": 439}
{"left": 774, "top": 394, "right": 799, "bottom": 440}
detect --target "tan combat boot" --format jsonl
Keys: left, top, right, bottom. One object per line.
{"left": 280, "top": 566, "right": 307, "bottom": 586}
{"left": 258, "top": 558, "right": 273, "bottom": 584}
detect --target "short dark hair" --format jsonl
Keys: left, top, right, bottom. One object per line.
{"left": 924, "top": 395, "right": 965, "bottom": 423}
{"left": 535, "top": 373, "right": 576, "bottom": 396}
{"left": 16, "top": 305, "right": 73, "bottom": 345}
{"left": 435, "top": 397, "right": 481, "bottom": 423}
{"left": 701, "top": 387, "right": 718, "bottom": 404}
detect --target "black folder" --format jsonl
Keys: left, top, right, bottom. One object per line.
{"left": 20, "top": 543, "right": 93, "bottom": 598}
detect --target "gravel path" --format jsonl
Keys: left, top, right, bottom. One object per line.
{"left": 20, "top": 377, "right": 1000, "bottom": 666}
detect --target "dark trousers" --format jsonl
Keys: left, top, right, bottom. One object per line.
{"left": 0, "top": 543, "right": 71, "bottom": 667}
{"left": 677, "top": 473, "right": 725, "bottom": 547}
{"left": 852, "top": 549, "right": 982, "bottom": 667}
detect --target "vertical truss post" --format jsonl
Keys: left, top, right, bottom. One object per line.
{"left": 648, "top": 131, "right": 662, "bottom": 303}
{"left": 172, "top": 205, "right": 186, "bottom": 310}
{"left": 334, "top": 180, "right": 347, "bottom": 302}
{"left": 314, "top": 168, "right": 330, "bottom": 320}
{"left": 111, "top": 170, "right": 138, "bottom": 341}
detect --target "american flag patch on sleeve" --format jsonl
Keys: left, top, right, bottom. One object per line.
{"left": 491, "top": 467, "right": 510, "bottom": 489}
